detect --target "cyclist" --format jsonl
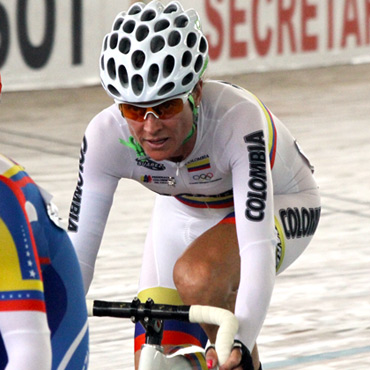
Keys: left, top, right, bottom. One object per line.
{"left": 0, "top": 75, "right": 89, "bottom": 369}
{"left": 68, "top": 1, "right": 321, "bottom": 369}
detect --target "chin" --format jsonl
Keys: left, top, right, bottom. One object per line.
{"left": 147, "top": 151, "right": 168, "bottom": 162}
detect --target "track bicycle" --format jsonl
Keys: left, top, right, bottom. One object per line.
{"left": 87, "top": 297, "right": 239, "bottom": 370}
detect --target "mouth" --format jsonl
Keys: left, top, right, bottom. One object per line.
{"left": 144, "top": 137, "right": 169, "bottom": 149}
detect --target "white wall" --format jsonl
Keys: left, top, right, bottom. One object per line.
{"left": 1, "top": 0, "right": 369, "bottom": 91}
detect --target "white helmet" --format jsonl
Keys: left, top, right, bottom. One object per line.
{"left": 100, "top": 0, "right": 208, "bottom": 104}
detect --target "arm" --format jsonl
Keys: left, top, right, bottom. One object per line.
{"left": 215, "top": 100, "right": 277, "bottom": 352}
{"left": 232, "top": 130, "right": 276, "bottom": 350}
{"left": 68, "top": 108, "right": 126, "bottom": 293}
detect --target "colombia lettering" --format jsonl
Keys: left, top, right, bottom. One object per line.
{"left": 68, "top": 136, "right": 87, "bottom": 232}
{"left": 244, "top": 130, "right": 267, "bottom": 222}
{"left": 280, "top": 207, "right": 321, "bottom": 239}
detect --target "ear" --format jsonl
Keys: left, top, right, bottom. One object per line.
{"left": 192, "top": 80, "right": 203, "bottom": 106}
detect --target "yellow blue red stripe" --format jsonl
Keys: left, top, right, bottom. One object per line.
{"left": 175, "top": 190, "right": 234, "bottom": 209}
{"left": 0, "top": 175, "right": 46, "bottom": 313}
{"left": 252, "top": 95, "right": 277, "bottom": 169}
{"left": 134, "top": 287, "right": 207, "bottom": 352}
{"left": 186, "top": 158, "right": 211, "bottom": 172}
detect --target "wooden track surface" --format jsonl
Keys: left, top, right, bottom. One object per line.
{"left": 1, "top": 64, "right": 369, "bottom": 369}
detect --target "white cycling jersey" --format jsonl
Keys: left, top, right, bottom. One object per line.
{"left": 68, "top": 80, "right": 320, "bottom": 350}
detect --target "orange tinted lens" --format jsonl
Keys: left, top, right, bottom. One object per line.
{"left": 120, "top": 104, "right": 147, "bottom": 121}
{"left": 120, "top": 98, "right": 184, "bottom": 121}
{"left": 154, "top": 99, "right": 184, "bottom": 118}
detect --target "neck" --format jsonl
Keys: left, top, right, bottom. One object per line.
{"left": 168, "top": 126, "right": 197, "bottom": 163}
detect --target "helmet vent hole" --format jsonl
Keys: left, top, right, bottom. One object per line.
{"left": 186, "top": 33, "right": 197, "bottom": 48}
{"left": 158, "top": 82, "right": 175, "bottom": 96}
{"left": 182, "top": 73, "right": 194, "bottom": 86}
{"left": 154, "top": 19, "right": 170, "bottom": 32}
{"left": 163, "top": 55, "right": 175, "bottom": 78}
{"left": 199, "top": 37, "right": 208, "bottom": 53}
{"left": 132, "top": 50, "right": 146, "bottom": 70}
{"left": 174, "top": 15, "right": 189, "bottom": 28}
{"left": 164, "top": 4, "right": 179, "bottom": 14}
{"left": 113, "top": 18, "right": 124, "bottom": 31}
{"left": 100, "top": 55, "right": 105, "bottom": 70}
{"left": 151, "top": 36, "right": 165, "bottom": 53}
{"left": 103, "top": 35, "right": 108, "bottom": 51}
{"left": 119, "top": 38, "right": 131, "bottom": 54}
{"left": 107, "top": 58, "right": 116, "bottom": 79}
{"left": 194, "top": 55, "right": 203, "bottom": 73}
{"left": 128, "top": 4, "right": 142, "bottom": 15}
{"left": 118, "top": 65, "right": 129, "bottom": 87}
{"left": 141, "top": 9, "right": 156, "bottom": 21}
{"left": 181, "top": 51, "right": 192, "bottom": 67}
{"left": 107, "top": 85, "right": 120, "bottom": 97}
{"left": 110, "top": 33, "right": 118, "bottom": 49}
{"left": 148, "top": 64, "right": 159, "bottom": 86}
{"left": 123, "top": 20, "right": 136, "bottom": 34}
{"left": 168, "top": 31, "right": 181, "bottom": 47}
{"left": 136, "top": 25, "right": 150, "bottom": 41}
{"left": 132, "top": 75, "right": 144, "bottom": 96}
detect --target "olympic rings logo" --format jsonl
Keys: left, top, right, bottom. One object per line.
{"left": 193, "top": 173, "right": 214, "bottom": 181}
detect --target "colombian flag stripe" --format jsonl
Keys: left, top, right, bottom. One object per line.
{"left": 186, "top": 158, "right": 211, "bottom": 172}
{"left": 175, "top": 190, "right": 234, "bottom": 209}
{"left": 135, "top": 287, "right": 208, "bottom": 352}
{"left": 185, "top": 351, "right": 207, "bottom": 368}
{"left": 219, "top": 212, "right": 235, "bottom": 224}
{"left": 175, "top": 196, "right": 233, "bottom": 209}
{"left": 275, "top": 216, "right": 286, "bottom": 273}
{"left": 251, "top": 94, "right": 277, "bottom": 169}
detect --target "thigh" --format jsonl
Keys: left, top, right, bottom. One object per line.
{"left": 177, "top": 220, "right": 240, "bottom": 295}
{"left": 136, "top": 196, "right": 232, "bottom": 351}
{"left": 274, "top": 188, "right": 321, "bottom": 274}
{"left": 138, "top": 195, "right": 230, "bottom": 292}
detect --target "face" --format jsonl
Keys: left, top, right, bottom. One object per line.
{"left": 122, "top": 82, "right": 202, "bottom": 162}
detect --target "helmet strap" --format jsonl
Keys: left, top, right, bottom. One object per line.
{"left": 188, "top": 94, "right": 199, "bottom": 116}
{"left": 182, "top": 93, "right": 199, "bottom": 144}
{"left": 119, "top": 137, "right": 147, "bottom": 161}
{"left": 182, "top": 123, "right": 196, "bottom": 144}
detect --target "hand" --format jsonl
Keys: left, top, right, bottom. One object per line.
{"left": 205, "top": 341, "right": 254, "bottom": 370}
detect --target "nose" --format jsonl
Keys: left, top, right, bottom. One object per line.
{"left": 143, "top": 111, "right": 162, "bottom": 134}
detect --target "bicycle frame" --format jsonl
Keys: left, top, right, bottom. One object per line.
{"left": 139, "top": 343, "right": 207, "bottom": 370}
{"left": 87, "top": 297, "right": 238, "bottom": 370}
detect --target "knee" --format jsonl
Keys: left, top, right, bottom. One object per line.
{"left": 173, "top": 256, "right": 213, "bottom": 304}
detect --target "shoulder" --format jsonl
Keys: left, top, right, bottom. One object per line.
{"left": 0, "top": 154, "right": 22, "bottom": 175}
{"left": 87, "top": 104, "right": 125, "bottom": 135}
{"left": 201, "top": 80, "right": 264, "bottom": 119}
{"left": 200, "top": 81, "right": 267, "bottom": 136}
{"left": 83, "top": 104, "right": 132, "bottom": 150}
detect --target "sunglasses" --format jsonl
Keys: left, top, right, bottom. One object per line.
{"left": 119, "top": 92, "right": 190, "bottom": 122}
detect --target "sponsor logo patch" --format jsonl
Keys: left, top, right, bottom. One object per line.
{"left": 136, "top": 158, "right": 166, "bottom": 171}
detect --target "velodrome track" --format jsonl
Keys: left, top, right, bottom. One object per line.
{"left": 1, "top": 63, "right": 369, "bottom": 369}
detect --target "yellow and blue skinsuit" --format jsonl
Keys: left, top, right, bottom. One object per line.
{"left": 0, "top": 155, "right": 89, "bottom": 369}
